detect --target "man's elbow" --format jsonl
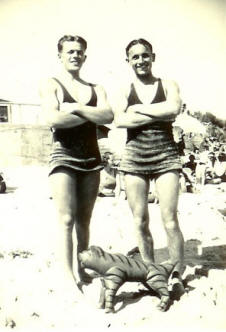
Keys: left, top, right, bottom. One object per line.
{"left": 43, "top": 114, "right": 53, "bottom": 127}
{"left": 99, "top": 109, "right": 114, "bottom": 124}
{"left": 105, "top": 110, "right": 114, "bottom": 124}
{"left": 46, "top": 120, "right": 58, "bottom": 129}
{"left": 45, "top": 115, "right": 61, "bottom": 129}
{"left": 172, "top": 99, "right": 182, "bottom": 116}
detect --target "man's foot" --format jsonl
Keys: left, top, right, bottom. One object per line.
{"left": 168, "top": 271, "right": 185, "bottom": 301}
{"left": 76, "top": 270, "right": 94, "bottom": 291}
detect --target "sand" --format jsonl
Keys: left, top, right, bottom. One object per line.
{"left": 0, "top": 166, "right": 226, "bottom": 332}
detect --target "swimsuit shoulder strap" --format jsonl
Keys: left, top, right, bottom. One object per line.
{"left": 52, "top": 77, "right": 77, "bottom": 103}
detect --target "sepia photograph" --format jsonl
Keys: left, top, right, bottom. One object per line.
{"left": 0, "top": 0, "right": 225, "bottom": 331}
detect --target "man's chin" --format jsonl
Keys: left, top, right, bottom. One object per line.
{"left": 136, "top": 71, "right": 150, "bottom": 77}
{"left": 67, "top": 67, "right": 80, "bottom": 73}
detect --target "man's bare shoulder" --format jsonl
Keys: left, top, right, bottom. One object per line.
{"left": 91, "top": 83, "right": 105, "bottom": 92}
{"left": 161, "top": 79, "right": 180, "bottom": 91}
{"left": 112, "top": 80, "right": 132, "bottom": 98}
{"left": 39, "top": 77, "right": 58, "bottom": 94}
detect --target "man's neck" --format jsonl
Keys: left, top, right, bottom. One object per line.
{"left": 61, "top": 68, "right": 81, "bottom": 81}
{"left": 59, "top": 69, "right": 87, "bottom": 86}
{"left": 135, "top": 73, "right": 156, "bottom": 85}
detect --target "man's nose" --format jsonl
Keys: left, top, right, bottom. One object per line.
{"left": 72, "top": 51, "right": 80, "bottom": 57}
{"left": 137, "top": 56, "right": 144, "bottom": 63}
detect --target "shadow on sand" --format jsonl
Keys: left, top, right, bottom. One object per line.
{"left": 4, "top": 186, "right": 18, "bottom": 194}
{"left": 112, "top": 239, "right": 226, "bottom": 312}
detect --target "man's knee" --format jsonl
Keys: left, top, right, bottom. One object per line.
{"left": 60, "top": 213, "right": 75, "bottom": 229}
{"left": 164, "top": 220, "right": 179, "bottom": 233}
{"left": 161, "top": 212, "right": 179, "bottom": 232}
{"left": 134, "top": 216, "right": 149, "bottom": 232}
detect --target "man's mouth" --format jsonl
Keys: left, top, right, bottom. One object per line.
{"left": 136, "top": 64, "right": 148, "bottom": 70}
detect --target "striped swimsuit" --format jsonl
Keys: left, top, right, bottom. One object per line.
{"left": 119, "top": 79, "right": 182, "bottom": 176}
{"left": 49, "top": 78, "right": 103, "bottom": 175}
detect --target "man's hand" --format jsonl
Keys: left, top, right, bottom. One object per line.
{"left": 127, "top": 104, "right": 176, "bottom": 122}
{"left": 127, "top": 104, "right": 146, "bottom": 115}
{"left": 60, "top": 102, "right": 80, "bottom": 114}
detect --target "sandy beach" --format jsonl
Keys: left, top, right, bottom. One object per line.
{"left": 0, "top": 166, "right": 226, "bottom": 331}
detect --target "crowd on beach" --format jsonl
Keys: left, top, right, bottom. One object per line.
{"left": 180, "top": 139, "right": 226, "bottom": 192}
{"left": 98, "top": 132, "right": 226, "bottom": 199}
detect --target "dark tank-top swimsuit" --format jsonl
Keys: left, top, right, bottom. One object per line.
{"left": 49, "top": 78, "right": 103, "bottom": 175}
{"left": 119, "top": 78, "right": 182, "bottom": 175}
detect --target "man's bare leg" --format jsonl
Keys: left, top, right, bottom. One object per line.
{"left": 74, "top": 170, "right": 100, "bottom": 285}
{"left": 155, "top": 170, "right": 185, "bottom": 297}
{"left": 50, "top": 168, "right": 100, "bottom": 288}
{"left": 49, "top": 167, "right": 79, "bottom": 295}
{"left": 124, "top": 173, "right": 154, "bottom": 264}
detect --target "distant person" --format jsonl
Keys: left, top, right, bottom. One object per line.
{"left": 206, "top": 152, "right": 226, "bottom": 184}
{"left": 112, "top": 38, "right": 185, "bottom": 294}
{"left": 184, "top": 153, "right": 197, "bottom": 175}
{"left": 215, "top": 152, "right": 226, "bottom": 182}
{"left": 177, "top": 132, "right": 185, "bottom": 156}
{"left": 98, "top": 152, "right": 116, "bottom": 197}
{"left": 206, "top": 151, "right": 216, "bottom": 169}
{"left": 182, "top": 154, "right": 197, "bottom": 192}
{"left": 40, "top": 35, "right": 113, "bottom": 295}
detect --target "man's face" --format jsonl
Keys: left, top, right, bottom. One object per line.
{"left": 59, "top": 41, "right": 86, "bottom": 72}
{"left": 208, "top": 153, "right": 215, "bottom": 161}
{"left": 127, "top": 44, "right": 154, "bottom": 76}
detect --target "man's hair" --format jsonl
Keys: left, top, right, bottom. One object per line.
{"left": 57, "top": 35, "right": 87, "bottom": 53}
{"left": 126, "top": 38, "right": 153, "bottom": 56}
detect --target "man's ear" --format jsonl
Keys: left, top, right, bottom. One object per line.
{"left": 152, "top": 53, "right": 156, "bottom": 62}
{"left": 126, "top": 57, "right": 129, "bottom": 63}
{"left": 58, "top": 52, "right": 62, "bottom": 60}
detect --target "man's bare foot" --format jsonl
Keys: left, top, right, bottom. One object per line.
{"left": 168, "top": 271, "right": 185, "bottom": 301}
{"left": 81, "top": 270, "right": 93, "bottom": 283}
{"left": 76, "top": 270, "right": 94, "bottom": 291}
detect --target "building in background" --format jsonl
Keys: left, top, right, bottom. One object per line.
{"left": 0, "top": 99, "right": 10, "bottom": 123}
{"left": 0, "top": 99, "right": 51, "bottom": 167}
{"left": 0, "top": 99, "right": 42, "bottom": 124}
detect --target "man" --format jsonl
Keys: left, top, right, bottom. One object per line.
{"left": 40, "top": 35, "right": 113, "bottom": 296}
{"left": 112, "top": 38, "right": 185, "bottom": 293}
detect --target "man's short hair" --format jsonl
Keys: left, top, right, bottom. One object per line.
{"left": 57, "top": 35, "right": 87, "bottom": 53}
{"left": 126, "top": 38, "right": 153, "bottom": 56}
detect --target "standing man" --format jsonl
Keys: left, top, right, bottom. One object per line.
{"left": 40, "top": 35, "right": 113, "bottom": 295}
{"left": 113, "top": 38, "right": 185, "bottom": 292}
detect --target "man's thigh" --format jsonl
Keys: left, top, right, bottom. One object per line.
{"left": 50, "top": 168, "right": 100, "bottom": 217}
{"left": 49, "top": 167, "right": 78, "bottom": 213}
{"left": 124, "top": 173, "right": 150, "bottom": 216}
{"left": 155, "top": 170, "right": 180, "bottom": 215}
{"left": 76, "top": 171, "right": 100, "bottom": 217}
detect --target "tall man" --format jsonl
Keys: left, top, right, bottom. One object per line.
{"left": 40, "top": 35, "right": 113, "bottom": 295}
{"left": 113, "top": 38, "right": 185, "bottom": 291}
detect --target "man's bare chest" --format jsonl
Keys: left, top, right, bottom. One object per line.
{"left": 56, "top": 78, "right": 92, "bottom": 104}
{"left": 133, "top": 81, "right": 158, "bottom": 104}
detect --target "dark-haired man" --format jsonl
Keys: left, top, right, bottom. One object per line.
{"left": 40, "top": 35, "right": 113, "bottom": 296}
{"left": 112, "top": 38, "right": 185, "bottom": 295}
